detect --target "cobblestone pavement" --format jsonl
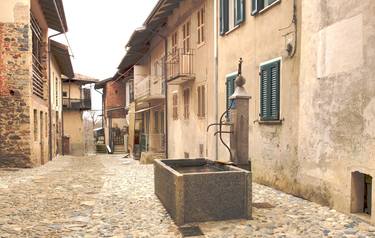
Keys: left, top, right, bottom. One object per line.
{"left": 0, "top": 155, "right": 375, "bottom": 237}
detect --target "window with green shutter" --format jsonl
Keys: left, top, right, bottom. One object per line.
{"left": 252, "top": 0, "right": 279, "bottom": 16}
{"left": 220, "top": 0, "right": 245, "bottom": 35}
{"left": 226, "top": 74, "right": 236, "bottom": 120}
{"left": 260, "top": 60, "right": 280, "bottom": 121}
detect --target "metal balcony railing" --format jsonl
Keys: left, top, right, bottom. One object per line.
{"left": 63, "top": 98, "right": 91, "bottom": 111}
{"left": 140, "top": 133, "right": 165, "bottom": 153}
{"left": 166, "top": 48, "right": 194, "bottom": 83}
{"left": 32, "top": 55, "right": 44, "bottom": 99}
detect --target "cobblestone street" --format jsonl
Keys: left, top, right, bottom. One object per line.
{"left": 1, "top": 155, "right": 375, "bottom": 238}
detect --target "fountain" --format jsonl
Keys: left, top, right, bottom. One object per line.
{"left": 154, "top": 59, "right": 252, "bottom": 225}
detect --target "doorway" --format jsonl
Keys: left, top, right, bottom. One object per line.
{"left": 40, "top": 112, "right": 44, "bottom": 164}
{"left": 351, "top": 172, "right": 372, "bottom": 216}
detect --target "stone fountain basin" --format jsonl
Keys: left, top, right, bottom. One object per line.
{"left": 154, "top": 158, "right": 252, "bottom": 225}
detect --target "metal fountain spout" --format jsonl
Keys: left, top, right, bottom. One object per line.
{"left": 208, "top": 58, "right": 251, "bottom": 171}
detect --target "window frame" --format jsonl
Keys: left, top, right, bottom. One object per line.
{"left": 220, "top": 0, "right": 245, "bottom": 35}
{"left": 182, "top": 20, "right": 191, "bottom": 52}
{"left": 197, "top": 85, "right": 206, "bottom": 118}
{"left": 259, "top": 57, "right": 282, "bottom": 122}
{"left": 183, "top": 88, "right": 190, "bottom": 120}
{"left": 251, "top": 0, "right": 280, "bottom": 16}
{"left": 197, "top": 7, "right": 205, "bottom": 46}
{"left": 172, "top": 93, "right": 178, "bottom": 120}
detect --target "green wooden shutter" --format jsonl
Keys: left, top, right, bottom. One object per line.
{"left": 260, "top": 65, "right": 270, "bottom": 120}
{"left": 226, "top": 75, "right": 236, "bottom": 109}
{"left": 235, "top": 0, "right": 245, "bottom": 25}
{"left": 270, "top": 61, "right": 280, "bottom": 120}
{"left": 220, "top": 0, "right": 229, "bottom": 35}
{"left": 260, "top": 60, "right": 280, "bottom": 121}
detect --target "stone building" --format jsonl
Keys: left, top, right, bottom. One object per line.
{"left": 50, "top": 40, "right": 74, "bottom": 160}
{"left": 298, "top": 0, "right": 375, "bottom": 223}
{"left": 114, "top": 0, "right": 375, "bottom": 224}
{"left": 0, "top": 0, "right": 70, "bottom": 167}
{"left": 95, "top": 71, "right": 134, "bottom": 154}
{"left": 62, "top": 74, "right": 97, "bottom": 156}
{"left": 116, "top": 0, "right": 214, "bottom": 161}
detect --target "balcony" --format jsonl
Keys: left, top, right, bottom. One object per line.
{"left": 134, "top": 76, "right": 165, "bottom": 102}
{"left": 167, "top": 48, "right": 195, "bottom": 85}
{"left": 32, "top": 55, "right": 44, "bottom": 99}
{"left": 63, "top": 98, "right": 91, "bottom": 111}
{"left": 140, "top": 133, "right": 165, "bottom": 153}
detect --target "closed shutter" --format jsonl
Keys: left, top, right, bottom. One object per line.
{"left": 226, "top": 75, "right": 236, "bottom": 110}
{"left": 220, "top": 0, "right": 229, "bottom": 35}
{"left": 260, "top": 60, "right": 280, "bottom": 121}
{"left": 270, "top": 62, "right": 280, "bottom": 120}
{"left": 235, "top": 0, "right": 245, "bottom": 25}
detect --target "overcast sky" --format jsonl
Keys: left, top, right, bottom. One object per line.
{"left": 55, "top": 0, "right": 158, "bottom": 110}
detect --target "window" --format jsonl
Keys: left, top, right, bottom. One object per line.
{"left": 252, "top": 0, "right": 279, "bottom": 15}
{"left": 197, "top": 7, "right": 205, "bottom": 45}
{"left": 172, "top": 93, "right": 178, "bottom": 120}
{"left": 129, "top": 80, "right": 134, "bottom": 102}
{"left": 171, "top": 32, "right": 178, "bottom": 55}
{"left": 226, "top": 74, "right": 236, "bottom": 120}
{"left": 183, "top": 88, "right": 190, "bottom": 119}
{"left": 182, "top": 21, "right": 191, "bottom": 52}
{"left": 260, "top": 60, "right": 280, "bottom": 121}
{"left": 33, "top": 110, "right": 38, "bottom": 141}
{"left": 55, "top": 77, "right": 58, "bottom": 106}
{"left": 220, "top": 0, "right": 245, "bottom": 35}
{"left": 45, "top": 112, "right": 48, "bottom": 136}
{"left": 197, "top": 85, "right": 206, "bottom": 118}
{"left": 154, "top": 111, "right": 159, "bottom": 133}
{"left": 63, "top": 91, "right": 67, "bottom": 97}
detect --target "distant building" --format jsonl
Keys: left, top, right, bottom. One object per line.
{"left": 0, "top": 0, "right": 72, "bottom": 167}
{"left": 62, "top": 74, "right": 97, "bottom": 156}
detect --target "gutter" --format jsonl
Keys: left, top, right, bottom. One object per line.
{"left": 214, "top": 0, "right": 219, "bottom": 160}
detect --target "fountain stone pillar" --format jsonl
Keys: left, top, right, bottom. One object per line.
{"left": 229, "top": 59, "right": 251, "bottom": 171}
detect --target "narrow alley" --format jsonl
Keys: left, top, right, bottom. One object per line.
{"left": 0, "top": 155, "right": 375, "bottom": 238}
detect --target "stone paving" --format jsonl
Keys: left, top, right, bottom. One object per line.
{"left": 0, "top": 155, "right": 375, "bottom": 237}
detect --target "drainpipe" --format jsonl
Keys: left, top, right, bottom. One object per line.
{"left": 164, "top": 37, "right": 169, "bottom": 159}
{"left": 213, "top": 0, "right": 219, "bottom": 160}
{"left": 48, "top": 32, "right": 64, "bottom": 161}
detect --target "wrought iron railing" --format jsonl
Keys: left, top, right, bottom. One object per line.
{"left": 63, "top": 98, "right": 91, "bottom": 110}
{"left": 140, "top": 133, "right": 165, "bottom": 152}
{"left": 32, "top": 54, "right": 44, "bottom": 99}
{"left": 166, "top": 48, "right": 194, "bottom": 81}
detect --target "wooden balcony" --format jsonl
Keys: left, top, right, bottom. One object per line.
{"left": 63, "top": 98, "right": 91, "bottom": 111}
{"left": 32, "top": 55, "right": 44, "bottom": 99}
{"left": 167, "top": 48, "right": 195, "bottom": 85}
{"left": 134, "top": 76, "right": 165, "bottom": 102}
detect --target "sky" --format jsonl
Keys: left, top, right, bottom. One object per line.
{"left": 54, "top": 0, "right": 158, "bottom": 110}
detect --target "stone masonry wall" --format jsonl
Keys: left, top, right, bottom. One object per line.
{"left": 0, "top": 22, "right": 33, "bottom": 168}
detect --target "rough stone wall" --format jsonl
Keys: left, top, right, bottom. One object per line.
{"left": 0, "top": 22, "right": 33, "bottom": 167}
{"left": 298, "top": 0, "right": 375, "bottom": 217}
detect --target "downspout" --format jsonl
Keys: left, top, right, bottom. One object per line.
{"left": 213, "top": 0, "right": 219, "bottom": 160}
{"left": 48, "top": 32, "right": 64, "bottom": 161}
{"left": 164, "top": 37, "right": 168, "bottom": 159}
{"left": 61, "top": 77, "right": 64, "bottom": 155}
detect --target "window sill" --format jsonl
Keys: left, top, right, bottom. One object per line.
{"left": 255, "top": 119, "right": 283, "bottom": 125}
{"left": 197, "top": 42, "right": 206, "bottom": 49}
{"left": 254, "top": 0, "right": 281, "bottom": 16}
{"left": 222, "top": 24, "right": 242, "bottom": 36}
